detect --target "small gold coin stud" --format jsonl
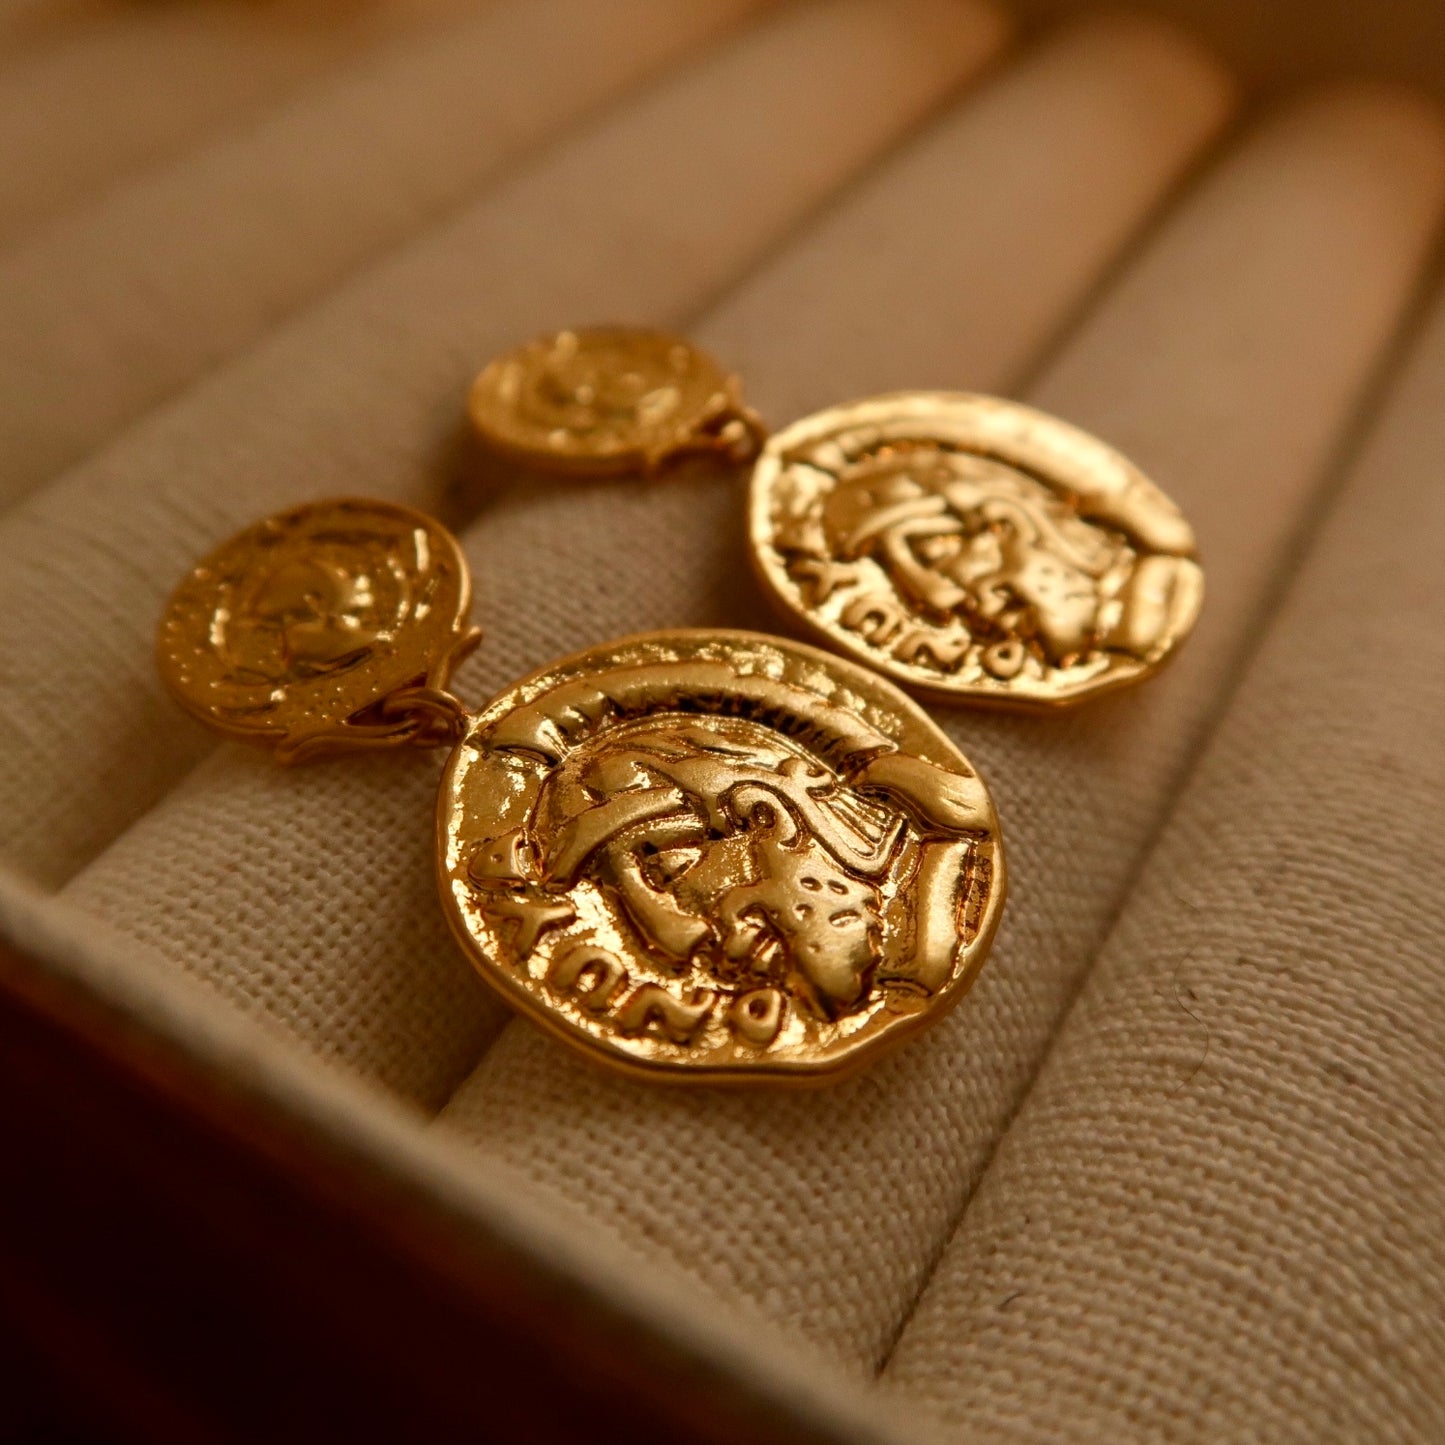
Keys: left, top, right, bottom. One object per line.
{"left": 158, "top": 498, "right": 479, "bottom": 762}
{"left": 468, "top": 326, "right": 765, "bottom": 478}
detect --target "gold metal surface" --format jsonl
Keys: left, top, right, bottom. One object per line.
{"left": 468, "top": 326, "right": 766, "bottom": 477}
{"left": 437, "top": 629, "right": 1005, "bottom": 1085}
{"left": 158, "top": 498, "right": 480, "bottom": 762}
{"left": 749, "top": 392, "right": 1204, "bottom": 709}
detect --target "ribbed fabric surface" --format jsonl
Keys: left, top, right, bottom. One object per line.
{"left": 0, "top": 0, "right": 482, "bottom": 244}
{"left": 5, "top": 6, "right": 1445, "bottom": 1438}
{"left": 0, "top": 0, "right": 766, "bottom": 505}
{"left": 884, "top": 236, "right": 1445, "bottom": 1445}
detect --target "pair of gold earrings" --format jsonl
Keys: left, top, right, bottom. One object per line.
{"left": 158, "top": 326, "right": 1202, "bottom": 1086}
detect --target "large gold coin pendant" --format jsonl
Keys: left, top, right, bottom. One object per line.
{"left": 437, "top": 629, "right": 1005, "bottom": 1085}
{"left": 158, "top": 499, "right": 478, "bottom": 762}
{"left": 468, "top": 327, "right": 763, "bottom": 477}
{"left": 749, "top": 393, "right": 1204, "bottom": 709}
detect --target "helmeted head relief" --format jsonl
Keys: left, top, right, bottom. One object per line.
{"left": 533, "top": 718, "right": 902, "bottom": 1013}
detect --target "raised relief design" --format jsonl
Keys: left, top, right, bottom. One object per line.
{"left": 158, "top": 499, "right": 478, "bottom": 761}
{"left": 749, "top": 393, "right": 1204, "bottom": 709}
{"left": 468, "top": 326, "right": 763, "bottom": 477}
{"left": 437, "top": 631, "right": 1005, "bottom": 1084}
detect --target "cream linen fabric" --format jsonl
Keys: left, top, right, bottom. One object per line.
{"left": 0, "top": 0, "right": 1005, "bottom": 893}
{"left": 6, "top": 9, "right": 1445, "bottom": 1438}
{"left": 0, "top": 0, "right": 480, "bottom": 246}
{"left": 0, "top": 0, "right": 767, "bottom": 508}
{"left": 66, "top": 748, "right": 504, "bottom": 1111}
{"left": 883, "top": 263, "right": 1445, "bottom": 1445}
{"left": 431, "top": 84, "right": 1445, "bottom": 1374}
{"left": 705, "top": 13, "right": 1235, "bottom": 422}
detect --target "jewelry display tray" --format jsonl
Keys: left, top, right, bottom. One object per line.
{"left": 2, "top": 1, "right": 1443, "bottom": 1438}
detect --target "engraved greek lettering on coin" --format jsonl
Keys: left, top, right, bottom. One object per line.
{"left": 437, "top": 630, "right": 1005, "bottom": 1084}
{"left": 749, "top": 393, "right": 1204, "bottom": 709}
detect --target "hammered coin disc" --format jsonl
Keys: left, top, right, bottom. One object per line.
{"left": 468, "top": 326, "right": 743, "bottom": 476}
{"left": 158, "top": 498, "right": 473, "bottom": 759}
{"left": 437, "top": 629, "right": 1005, "bottom": 1085}
{"left": 749, "top": 392, "right": 1204, "bottom": 709}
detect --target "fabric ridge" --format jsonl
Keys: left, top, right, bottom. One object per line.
{"left": 3, "top": 6, "right": 1444, "bottom": 1438}
{"left": 883, "top": 235, "right": 1445, "bottom": 1444}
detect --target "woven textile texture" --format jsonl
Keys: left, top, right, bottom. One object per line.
{"left": 0, "top": 0, "right": 482, "bottom": 246}
{"left": 883, "top": 239, "right": 1445, "bottom": 1444}
{"left": 67, "top": 747, "right": 506, "bottom": 1110}
{"left": 6, "top": 5, "right": 1445, "bottom": 1437}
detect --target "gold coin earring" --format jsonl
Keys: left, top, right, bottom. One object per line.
{"left": 469, "top": 326, "right": 1204, "bottom": 710}
{"left": 468, "top": 324, "right": 768, "bottom": 479}
{"left": 749, "top": 394, "right": 1204, "bottom": 710}
{"left": 159, "top": 501, "right": 1006, "bottom": 1086}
